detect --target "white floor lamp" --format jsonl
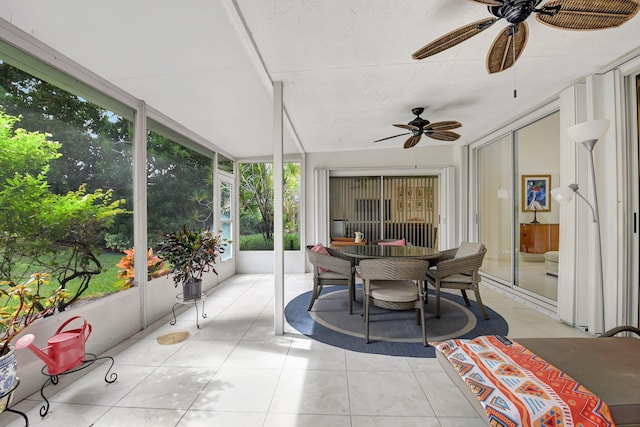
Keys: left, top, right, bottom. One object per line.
{"left": 551, "top": 118, "right": 609, "bottom": 334}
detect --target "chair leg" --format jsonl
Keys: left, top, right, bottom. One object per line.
{"left": 436, "top": 284, "right": 442, "bottom": 319}
{"left": 348, "top": 278, "right": 354, "bottom": 315}
{"left": 364, "top": 295, "right": 370, "bottom": 344}
{"left": 461, "top": 289, "right": 471, "bottom": 306}
{"left": 307, "top": 279, "right": 321, "bottom": 311}
{"left": 474, "top": 286, "right": 490, "bottom": 320}
{"left": 419, "top": 304, "right": 428, "bottom": 347}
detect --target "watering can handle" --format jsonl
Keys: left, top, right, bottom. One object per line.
{"left": 55, "top": 315, "right": 91, "bottom": 341}
{"left": 85, "top": 323, "right": 93, "bottom": 342}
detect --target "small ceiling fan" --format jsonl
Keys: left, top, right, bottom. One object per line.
{"left": 373, "top": 107, "right": 462, "bottom": 149}
{"left": 412, "top": 0, "right": 640, "bottom": 74}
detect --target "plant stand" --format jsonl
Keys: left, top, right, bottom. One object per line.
{"left": 171, "top": 293, "right": 207, "bottom": 329}
{"left": 37, "top": 353, "right": 117, "bottom": 417}
{"left": 0, "top": 378, "right": 28, "bottom": 426}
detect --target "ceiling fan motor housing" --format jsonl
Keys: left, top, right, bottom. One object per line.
{"left": 490, "top": 0, "right": 542, "bottom": 24}
{"left": 408, "top": 108, "right": 430, "bottom": 134}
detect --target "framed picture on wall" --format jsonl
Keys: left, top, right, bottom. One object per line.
{"left": 416, "top": 187, "right": 425, "bottom": 199}
{"left": 406, "top": 199, "right": 414, "bottom": 211}
{"left": 397, "top": 187, "right": 404, "bottom": 199}
{"left": 416, "top": 199, "right": 424, "bottom": 211}
{"left": 397, "top": 200, "right": 404, "bottom": 211}
{"left": 521, "top": 175, "right": 551, "bottom": 212}
{"left": 406, "top": 187, "right": 414, "bottom": 199}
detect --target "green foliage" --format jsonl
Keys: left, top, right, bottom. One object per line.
{"left": 0, "top": 273, "right": 69, "bottom": 356}
{"left": 239, "top": 233, "right": 300, "bottom": 251}
{"left": 146, "top": 131, "right": 215, "bottom": 246}
{"left": 0, "top": 108, "right": 127, "bottom": 310}
{"left": 239, "top": 162, "right": 300, "bottom": 248}
{"left": 1, "top": 62, "right": 215, "bottom": 254}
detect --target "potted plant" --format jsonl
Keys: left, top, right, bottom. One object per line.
{"left": 0, "top": 273, "right": 67, "bottom": 408}
{"left": 157, "top": 226, "right": 225, "bottom": 301}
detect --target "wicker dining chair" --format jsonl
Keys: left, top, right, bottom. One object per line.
{"left": 426, "top": 242, "right": 489, "bottom": 320}
{"left": 305, "top": 245, "right": 356, "bottom": 314}
{"left": 358, "top": 258, "right": 430, "bottom": 346}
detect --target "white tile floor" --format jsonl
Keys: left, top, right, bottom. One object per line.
{"left": 0, "top": 273, "right": 589, "bottom": 427}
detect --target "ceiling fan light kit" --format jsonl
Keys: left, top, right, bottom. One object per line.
{"left": 412, "top": 0, "right": 640, "bottom": 74}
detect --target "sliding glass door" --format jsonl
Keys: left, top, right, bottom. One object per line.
{"left": 477, "top": 135, "right": 512, "bottom": 283}
{"left": 475, "top": 112, "right": 560, "bottom": 304}
{"left": 329, "top": 175, "right": 438, "bottom": 247}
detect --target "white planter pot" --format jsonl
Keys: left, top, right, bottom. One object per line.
{"left": 0, "top": 346, "right": 17, "bottom": 411}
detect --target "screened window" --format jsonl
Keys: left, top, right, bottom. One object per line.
{"left": 238, "top": 162, "right": 300, "bottom": 250}
{"left": 219, "top": 179, "right": 233, "bottom": 261}
{"left": 146, "top": 122, "right": 215, "bottom": 248}
{"left": 0, "top": 57, "right": 134, "bottom": 305}
{"left": 218, "top": 154, "right": 234, "bottom": 174}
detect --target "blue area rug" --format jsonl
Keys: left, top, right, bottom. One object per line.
{"left": 285, "top": 286, "right": 508, "bottom": 357}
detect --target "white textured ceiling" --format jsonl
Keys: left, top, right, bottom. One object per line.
{"left": 1, "top": 0, "right": 639, "bottom": 158}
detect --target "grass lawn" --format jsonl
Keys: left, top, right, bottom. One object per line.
{"left": 4, "top": 252, "right": 130, "bottom": 310}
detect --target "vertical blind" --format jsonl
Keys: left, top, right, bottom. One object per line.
{"left": 329, "top": 176, "right": 438, "bottom": 247}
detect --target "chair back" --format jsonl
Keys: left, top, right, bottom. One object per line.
{"left": 359, "top": 258, "right": 428, "bottom": 282}
{"left": 305, "top": 244, "right": 325, "bottom": 265}
{"left": 455, "top": 242, "right": 484, "bottom": 258}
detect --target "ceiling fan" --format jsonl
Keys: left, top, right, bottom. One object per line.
{"left": 373, "top": 107, "right": 462, "bottom": 149}
{"left": 412, "top": 0, "right": 640, "bottom": 74}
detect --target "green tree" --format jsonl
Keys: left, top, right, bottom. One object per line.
{"left": 145, "top": 132, "right": 214, "bottom": 248}
{"left": 240, "top": 163, "right": 274, "bottom": 240}
{"left": 239, "top": 162, "right": 300, "bottom": 248}
{"left": 0, "top": 62, "right": 135, "bottom": 250}
{"left": 0, "top": 110, "right": 126, "bottom": 309}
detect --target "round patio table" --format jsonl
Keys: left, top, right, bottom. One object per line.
{"left": 339, "top": 244, "right": 440, "bottom": 261}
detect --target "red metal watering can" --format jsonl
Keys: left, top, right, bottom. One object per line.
{"left": 16, "top": 316, "right": 92, "bottom": 375}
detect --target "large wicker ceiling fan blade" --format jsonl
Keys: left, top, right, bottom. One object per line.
{"left": 424, "top": 120, "right": 463, "bottom": 131}
{"left": 426, "top": 130, "right": 461, "bottom": 142}
{"left": 471, "top": 0, "right": 504, "bottom": 5}
{"left": 412, "top": 17, "right": 498, "bottom": 60}
{"left": 486, "top": 22, "right": 529, "bottom": 74}
{"left": 393, "top": 124, "right": 420, "bottom": 131}
{"left": 373, "top": 132, "right": 411, "bottom": 143}
{"left": 536, "top": 0, "right": 640, "bottom": 30}
{"left": 404, "top": 135, "right": 422, "bottom": 149}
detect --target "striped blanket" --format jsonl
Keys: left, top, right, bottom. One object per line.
{"left": 434, "top": 336, "right": 615, "bottom": 427}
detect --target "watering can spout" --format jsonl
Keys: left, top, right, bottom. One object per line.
{"left": 16, "top": 334, "right": 56, "bottom": 367}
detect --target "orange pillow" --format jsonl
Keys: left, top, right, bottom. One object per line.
{"left": 377, "top": 238, "right": 406, "bottom": 246}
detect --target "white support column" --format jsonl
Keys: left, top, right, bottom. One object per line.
{"left": 273, "top": 81, "right": 285, "bottom": 335}
{"left": 314, "top": 169, "right": 330, "bottom": 245}
{"left": 133, "top": 100, "right": 149, "bottom": 328}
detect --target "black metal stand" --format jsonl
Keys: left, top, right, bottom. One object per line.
{"left": 1, "top": 377, "right": 28, "bottom": 426}
{"left": 171, "top": 293, "right": 207, "bottom": 328}
{"left": 38, "top": 353, "right": 117, "bottom": 417}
